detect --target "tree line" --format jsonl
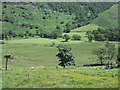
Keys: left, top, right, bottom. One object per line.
{"left": 2, "top": 29, "right": 81, "bottom": 41}
{"left": 86, "top": 27, "right": 119, "bottom": 42}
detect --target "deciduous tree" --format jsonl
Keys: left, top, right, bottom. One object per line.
{"left": 56, "top": 45, "right": 76, "bottom": 68}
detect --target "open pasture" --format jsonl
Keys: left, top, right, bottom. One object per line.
{"left": 2, "top": 68, "right": 118, "bottom": 88}
{"left": 2, "top": 38, "right": 105, "bottom": 68}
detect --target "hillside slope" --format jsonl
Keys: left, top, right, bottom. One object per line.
{"left": 2, "top": 2, "right": 75, "bottom": 35}
{"left": 90, "top": 4, "right": 118, "bottom": 29}
{"left": 2, "top": 2, "right": 116, "bottom": 35}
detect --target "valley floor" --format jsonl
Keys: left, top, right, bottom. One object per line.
{"left": 1, "top": 38, "right": 119, "bottom": 88}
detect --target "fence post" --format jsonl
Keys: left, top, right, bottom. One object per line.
{"left": 28, "top": 72, "right": 30, "bottom": 79}
{"left": 38, "top": 71, "right": 40, "bottom": 78}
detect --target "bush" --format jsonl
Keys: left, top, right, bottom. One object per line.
{"left": 0, "top": 40, "right": 5, "bottom": 44}
{"left": 72, "top": 34, "right": 81, "bottom": 40}
{"left": 60, "top": 21, "right": 64, "bottom": 24}
{"left": 63, "top": 34, "right": 70, "bottom": 42}
{"left": 88, "top": 34, "right": 94, "bottom": 42}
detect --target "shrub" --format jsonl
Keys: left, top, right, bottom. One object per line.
{"left": 63, "top": 34, "right": 70, "bottom": 42}
{"left": 0, "top": 41, "right": 5, "bottom": 44}
{"left": 88, "top": 34, "right": 94, "bottom": 42}
{"left": 60, "top": 21, "right": 64, "bottom": 24}
{"left": 72, "top": 34, "right": 81, "bottom": 40}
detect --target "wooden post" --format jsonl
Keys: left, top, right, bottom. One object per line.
{"left": 38, "top": 71, "right": 40, "bottom": 78}
{"left": 28, "top": 73, "right": 30, "bottom": 79}
{"left": 5, "top": 58, "right": 8, "bottom": 70}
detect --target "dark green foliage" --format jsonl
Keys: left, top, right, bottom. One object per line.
{"left": 92, "top": 28, "right": 119, "bottom": 41}
{"left": 24, "top": 34, "right": 28, "bottom": 39}
{"left": 94, "top": 48, "right": 106, "bottom": 65}
{"left": 63, "top": 34, "right": 70, "bottom": 42}
{"left": 29, "top": 33, "right": 32, "bottom": 37}
{"left": 72, "top": 34, "right": 81, "bottom": 40}
{"left": 88, "top": 34, "right": 94, "bottom": 42}
{"left": 64, "top": 23, "right": 71, "bottom": 33}
{"left": 56, "top": 26, "right": 60, "bottom": 29}
{"left": 117, "top": 46, "right": 120, "bottom": 67}
{"left": 36, "top": 30, "right": 40, "bottom": 35}
{"left": 56, "top": 45, "right": 76, "bottom": 68}
{"left": 60, "top": 21, "right": 64, "bottom": 24}
{"left": 48, "top": 2, "right": 116, "bottom": 27}
{"left": 86, "top": 31, "right": 92, "bottom": 35}
{"left": 94, "top": 34, "right": 106, "bottom": 41}
{"left": 50, "top": 29, "right": 62, "bottom": 39}
{"left": 26, "top": 31, "right": 29, "bottom": 34}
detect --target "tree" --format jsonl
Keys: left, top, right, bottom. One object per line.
{"left": 36, "top": 30, "right": 39, "bottom": 35}
{"left": 26, "top": 31, "right": 29, "bottom": 34}
{"left": 29, "top": 33, "right": 32, "bottom": 37}
{"left": 12, "top": 32, "right": 17, "bottom": 38}
{"left": 24, "top": 34, "right": 28, "bottom": 39}
{"left": 3, "top": 53, "right": 15, "bottom": 70}
{"left": 97, "top": 27, "right": 105, "bottom": 34}
{"left": 64, "top": 23, "right": 71, "bottom": 33}
{"left": 93, "top": 47, "right": 106, "bottom": 65}
{"left": 56, "top": 45, "right": 76, "bottom": 68}
{"left": 117, "top": 46, "right": 120, "bottom": 67}
{"left": 95, "top": 34, "right": 106, "bottom": 41}
{"left": 18, "top": 32, "right": 24, "bottom": 38}
{"left": 94, "top": 42, "right": 116, "bottom": 69}
{"left": 72, "top": 34, "right": 81, "bottom": 40}
{"left": 104, "top": 42, "right": 116, "bottom": 68}
{"left": 86, "top": 31, "right": 92, "bottom": 35}
{"left": 63, "top": 34, "right": 70, "bottom": 42}
{"left": 88, "top": 34, "right": 94, "bottom": 42}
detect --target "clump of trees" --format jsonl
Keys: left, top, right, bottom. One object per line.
{"left": 94, "top": 42, "right": 117, "bottom": 69}
{"left": 86, "top": 27, "right": 119, "bottom": 41}
{"left": 56, "top": 45, "right": 76, "bottom": 68}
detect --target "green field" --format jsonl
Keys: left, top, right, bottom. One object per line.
{"left": 2, "top": 67, "right": 118, "bottom": 88}
{"left": 2, "top": 38, "right": 106, "bottom": 68}
{"left": 1, "top": 36, "right": 119, "bottom": 88}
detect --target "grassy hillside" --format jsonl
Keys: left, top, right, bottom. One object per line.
{"left": 71, "top": 24, "right": 99, "bottom": 32}
{"left": 2, "top": 2, "right": 116, "bottom": 35}
{"left": 2, "top": 2, "right": 75, "bottom": 35}
{"left": 2, "top": 68, "right": 118, "bottom": 88}
{"left": 91, "top": 4, "right": 118, "bottom": 29}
